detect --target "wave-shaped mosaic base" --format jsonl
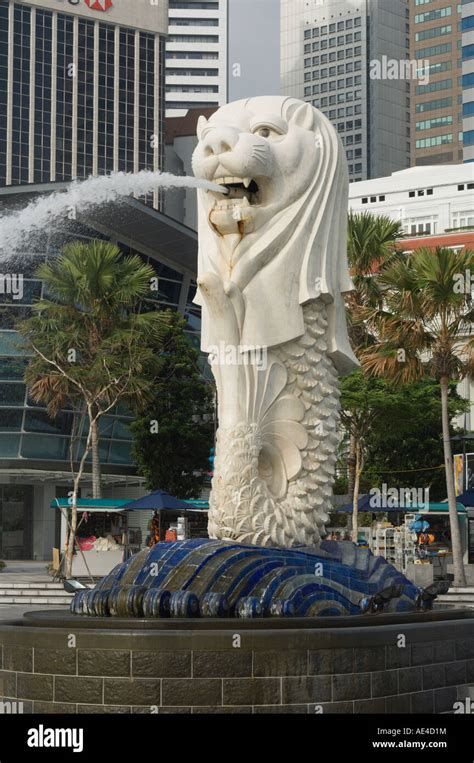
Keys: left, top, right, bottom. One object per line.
{"left": 70, "top": 539, "right": 423, "bottom": 619}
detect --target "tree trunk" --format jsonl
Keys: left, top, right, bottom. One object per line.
{"left": 65, "top": 485, "right": 79, "bottom": 580}
{"left": 65, "top": 422, "right": 93, "bottom": 579}
{"left": 90, "top": 417, "right": 102, "bottom": 499}
{"left": 440, "top": 377, "right": 466, "bottom": 588}
{"left": 346, "top": 430, "right": 357, "bottom": 534}
{"left": 352, "top": 440, "right": 362, "bottom": 544}
{"left": 348, "top": 431, "right": 357, "bottom": 497}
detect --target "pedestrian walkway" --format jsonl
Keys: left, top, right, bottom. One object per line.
{"left": 0, "top": 560, "right": 52, "bottom": 584}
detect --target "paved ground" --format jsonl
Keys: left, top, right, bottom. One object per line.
{"left": 0, "top": 560, "right": 53, "bottom": 585}
{"left": 0, "top": 561, "right": 49, "bottom": 575}
{"left": 0, "top": 604, "right": 69, "bottom": 622}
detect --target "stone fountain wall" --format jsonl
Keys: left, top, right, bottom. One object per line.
{"left": 0, "top": 615, "right": 473, "bottom": 714}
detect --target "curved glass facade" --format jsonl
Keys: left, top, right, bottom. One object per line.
{"left": 0, "top": 227, "right": 200, "bottom": 467}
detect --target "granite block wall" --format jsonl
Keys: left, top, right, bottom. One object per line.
{"left": 0, "top": 615, "right": 472, "bottom": 714}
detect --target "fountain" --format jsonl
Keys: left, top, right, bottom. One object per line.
{"left": 0, "top": 97, "right": 473, "bottom": 715}
{"left": 0, "top": 170, "right": 225, "bottom": 252}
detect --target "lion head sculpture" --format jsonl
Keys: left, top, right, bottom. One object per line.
{"left": 192, "top": 96, "right": 357, "bottom": 375}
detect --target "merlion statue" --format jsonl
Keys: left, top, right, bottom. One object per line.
{"left": 192, "top": 96, "right": 358, "bottom": 548}
{"left": 70, "top": 97, "right": 427, "bottom": 621}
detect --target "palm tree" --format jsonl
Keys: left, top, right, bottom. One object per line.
{"left": 347, "top": 211, "right": 405, "bottom": 348}
{"left": 19, "top": 240, "right": 170, "bottom": 578}
{"left": 345, "top": 212, "right": 405, "bottom": 539}
{"left": 20, "top": 239, "right": 166, "bottom": 499}
{"left": 359, "top": 246, "right": 474, "bottom": 587}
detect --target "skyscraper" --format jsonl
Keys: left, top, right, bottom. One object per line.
{"left": 281, "top": 0, "right": 411, "bottom": 181}
{"left": 165, "top": 0, "right": 280, "bottom": 117}
{"left": 0, "top": 1, "right": 202, "bottom": 560}
{"left": 410, "top": 0, "right": 463, "bottom": 167}
{"left": 165, "top": 0, "right": 227, "bottom": 116}
{"left": 163, "top": 0, "right": 280, "bottom": 228}
{"left": 463, "top": 0, "right": 474, "bottom": 161}
{"left": 0, "top": 0, "right": 168, "bottom": 190}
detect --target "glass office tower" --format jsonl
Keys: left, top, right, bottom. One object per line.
{"left": 0, "top": 0, "right": 167, "bottom": 189}
{"left": 281, "top": 0, "right": 411, "bottom": 181}
{"left": 0, "top": 2, "right": 204, "bottom": 560}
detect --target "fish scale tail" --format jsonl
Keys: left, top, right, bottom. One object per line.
{"left": 208, "top": 300, "right": 342, "bottom": 548}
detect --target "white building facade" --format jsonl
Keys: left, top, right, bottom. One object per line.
{"left": 165, "top": 0, "right": 228, "bottom": 116}
{"left": 349, "top": 163, "right": 474, "bottom": 235}
{"left": 165, "top": 0, "right": 281, "bottom": 117}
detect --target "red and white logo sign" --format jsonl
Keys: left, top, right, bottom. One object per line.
{"left": 85, "top": 0, "right": 113, "bottom": 11}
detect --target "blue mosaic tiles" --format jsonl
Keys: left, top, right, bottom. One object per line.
{"left": 70, "top": 539, "right": 424, "bottom": 619}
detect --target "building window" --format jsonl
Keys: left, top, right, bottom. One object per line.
{"left": 462, "top": 72, "right": 474, "bottom": 88}
{"left": 415, "top": 6, "right": 452, "bottom": 24}
{"left": 461, "top": 15, "right": 474, "bottom": 32}
{"left": 452, "top": 211, "right": 474, "bottom": 228}
{"left": 416, "top": 115, "right": 453, "bottom": 131}
{"left": 415, "top": 24, "right": 452, "bottom": 42}
{"left": 415, "top": 133, "right": 453, "bottom": 148}
{"left": 415, "top": 42, "right": 452, "bottom": 59}
{"left": 463, "top": 43, "right": 474, "bottom": 61}
{"left": 415, "top": 79, "right": 452, "bottom": 95}
{"left": 464, "top": 130, "right": 474, "bottom": 146}
{"left": 416, "top": 97, "right": 452, "bottom": 114}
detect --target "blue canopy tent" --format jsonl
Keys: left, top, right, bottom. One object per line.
{"left": 455, "top": 490, "right": 474, "bottom": 508}
{"left": 122, "top": 490, "right": 208, "bottom": 544}
{"left": 122, "top": 490, "right": 193, "bottom": 512}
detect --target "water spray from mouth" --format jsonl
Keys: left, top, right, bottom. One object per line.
{"left": 0, "top": 170, "right": 227, "bottom": 253}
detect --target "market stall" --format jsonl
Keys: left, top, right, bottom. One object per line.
{"left": 334, "top": 496, "right": 469, "bottom": 584}
{"left": 52, "top": 491, "right": 210, "bottom": 578}
{"left": 122, "top": 490, "right": 209, "bottom": 543}
{"left": 52, "top": 498, "right": 130, "bottom": 577}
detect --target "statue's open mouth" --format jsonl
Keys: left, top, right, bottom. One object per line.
{"left": 210, "top": 176, "right": 260, "bottom": 208}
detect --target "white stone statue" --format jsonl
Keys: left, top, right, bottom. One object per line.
{"left": 192, "top": 96, "right": 358, "bottom": 548}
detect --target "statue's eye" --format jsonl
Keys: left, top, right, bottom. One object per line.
{"left": 250, "top": 120, "right": 287, "bottom": 140}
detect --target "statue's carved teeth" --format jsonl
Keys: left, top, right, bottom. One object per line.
{"left": 210, "top": 176, "right": 260, "bottom": 214}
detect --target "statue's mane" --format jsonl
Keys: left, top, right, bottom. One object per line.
{"left": 195, "top": 96, "right": 358, "bottom": 376}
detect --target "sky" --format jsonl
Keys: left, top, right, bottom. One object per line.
{"left": 228, "top": 0, "right": 281, "bottom": 100}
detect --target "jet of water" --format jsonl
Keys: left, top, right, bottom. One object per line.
{"left": 0, "top": 170, "right": 225, "bottom": 252}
